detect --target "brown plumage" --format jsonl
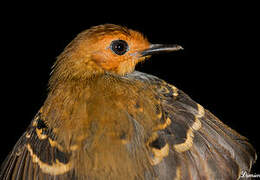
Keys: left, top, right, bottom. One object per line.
{"left": 0, "top": 24, "right": 256, "bottom": 180}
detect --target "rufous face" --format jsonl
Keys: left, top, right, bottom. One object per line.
{"left": 77, "top": 25, "right": 151, "bottom": 75}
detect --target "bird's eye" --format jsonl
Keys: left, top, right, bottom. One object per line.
{"left": 110, "top": 40, "right": 129, "bottom": 55}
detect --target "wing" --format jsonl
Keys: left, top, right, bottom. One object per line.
{"left": 0, "top": 112, "right": 76, "bottom": 180}
{"left": 1, "top": 71, "right": 256, "bottom": 180}
{"left": 126, "top": 71, "right": 257, "bottom": 180}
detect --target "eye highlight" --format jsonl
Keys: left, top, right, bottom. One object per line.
{"left": 110, "top": 40, "right": 129, "bottom": 55}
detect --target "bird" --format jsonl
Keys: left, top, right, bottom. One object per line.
{"left": 0, "top": 24, "right": 257, "bottom": 180}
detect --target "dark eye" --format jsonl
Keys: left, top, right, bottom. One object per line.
{"left": 110, "top": 40, "right": 129, "bottom": 55}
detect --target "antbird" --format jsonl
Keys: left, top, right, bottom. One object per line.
{"left": 0, "top": 24, "right": 256, "bottom": 180}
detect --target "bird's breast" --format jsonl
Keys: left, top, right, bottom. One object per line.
{"left": 40, "top": 75, "right": 163, "bottom": 177}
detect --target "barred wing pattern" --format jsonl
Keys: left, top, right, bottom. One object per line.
{"left": 0, "top": 71, "right": 256, "bottom": 180}
{"left": 0, "top": 113, "right": 75, "bottom": 179}
{"left": 126, "top": 71, "right": 256, "bottom": 179}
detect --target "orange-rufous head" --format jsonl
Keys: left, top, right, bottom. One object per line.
{"left": 50, "top": 24, "right": 183, "bottom": 85}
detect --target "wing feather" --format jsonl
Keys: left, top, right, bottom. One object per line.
{"left": 126, "top": 71, "right": 257, "bottom": 180}
{"left": 1, "top": 71, "right": 256, "bottom": 180}
{"left": 0, "top": 114, "right": 75, "bottom": 180}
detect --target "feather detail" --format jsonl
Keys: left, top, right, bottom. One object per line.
{"left": 0, "top": 114, "right": 75, "bottom": 180}
{"left": 126, "top": 71, "right": 257, "bottom": 179}
{"left": 1, "top": 71, "right": 256, "bottom": 180}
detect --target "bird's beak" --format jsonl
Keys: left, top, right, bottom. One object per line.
{"left": 140, "top": 44, "right": 183, "bottom": 57}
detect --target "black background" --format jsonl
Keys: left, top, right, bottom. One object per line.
{"left": 1, "top": 2, "right": 259, "bottom": 174}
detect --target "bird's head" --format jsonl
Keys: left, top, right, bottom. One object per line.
{"left": 50, "top": 24, "right": 182, "bottom": 86}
